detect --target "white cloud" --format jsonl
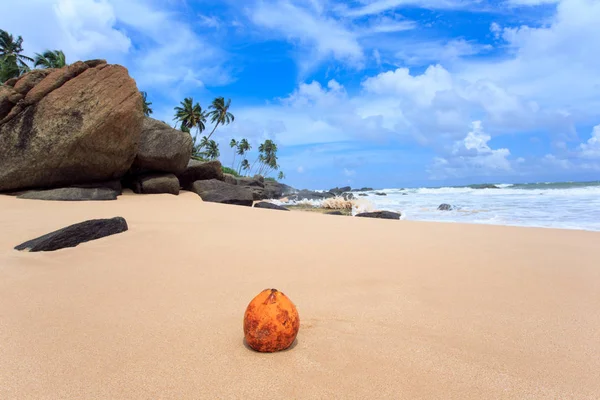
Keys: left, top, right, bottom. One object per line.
{"left": 428, "top": 121, "right": 512, "bottom": 178}
{"left": 248, "top": 0, "right": 363, "bottom": 70}
{"left": 578, "top": 125, "right": 600, "bottom": 159}
{"left": 342, "top": 0, "right": 471, "bottom": 17}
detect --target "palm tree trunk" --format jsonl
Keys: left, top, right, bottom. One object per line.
{"left": 231, "top": 152, "right": 237, "bottom": 170}
{"left": 205, "top": 122, "right": 220, "bottom": 141}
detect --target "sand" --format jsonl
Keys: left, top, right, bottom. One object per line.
{"left": 1, "top": 192, "right": 599, "bottom": 399}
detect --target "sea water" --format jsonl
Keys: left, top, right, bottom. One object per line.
{"left": 284, "top": 181, "right": 600, "bottom": 231}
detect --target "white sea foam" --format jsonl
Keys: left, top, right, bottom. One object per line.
{"left": 280, "top": 182, "right": 600, "bottom": 231}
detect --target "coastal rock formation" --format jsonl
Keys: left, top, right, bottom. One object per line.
{"left": 438, "top": 203, "right": 453, "bottom": 211}
{"left": 131, "top": 173, "right": 179, "bottom": 195}
{"left": 130, "top": 118, "right": 193, "bottom": 175}
{"left": 191, "top": 179, "right": 253, "bottom": 206}
{"left": 356, "top": 211, "right": 402, "bottom": 220}
{"left": 237, "top": 176, "right": 265, "bottom": 187}
{"left": 326, "top": 211, "right": 344, "bottom": 215}
{"left": 374, "top": 192, "right": 387, "bottom": 196}
{"left": 14, "top": 217, "right": 128, "bottom": 252}
{"left": 178, "top": 160, "right": 224, "bottom": 189}
{"left": 0, "top": 61, "right": 144, "bottom": 192}
{"left": 254, "top": 201, "right": 289, "bottom": 211}
{"left": 288, "top": 190, "right": 335, "bottom": 201}
{"left": 72, "top": 180, "right": 122, "bottom": 194}
{"left": 17, "top": 187, "right": 119, "bottom": 201}
{"left": 329, "top": 186, "right": 351, "bottom": 196}
{"left": 223, "top": 173, "right": 238, "bottom": 185}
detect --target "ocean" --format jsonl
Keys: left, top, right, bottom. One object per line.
{"left": 283, "top": 181, "right": 600, "bottom": 231}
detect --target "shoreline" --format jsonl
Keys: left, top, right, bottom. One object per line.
{"left": 1, "top": 192, "right": 600, "bottom": 399}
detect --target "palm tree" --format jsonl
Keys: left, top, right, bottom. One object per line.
{"left": 240, "top": 159, "right": 250, "bottom": 175}
{"left": 277, "top": 171, "right": 285, "bottom": 181}
{"left": 206, "top": 97, "right": 234, "bottom": 141}
{"left": 0, "top": 55, "right": 20, "bottom": 83}
{"left": 141, "top": 91, "right": 153, "bottom": 116}
{"left": 229, "top": 139, "right": 239, "bottom": 169}
{"left": 205, "top": 140, "right": 220, "bottom": 160}
{"left": 33, "top": 50, "right": 66, "bottom": 69}
{"left": 255, "top": 140, "right": 279, "bottom": 176}
{"left": 0, "top": 29, "right": 33, "bottom": 72}
{"left": 174, "top": 97, "right": 205, "bottom": 141}
{"left": 236, "top": 138, "right": 252, "bottom": 175}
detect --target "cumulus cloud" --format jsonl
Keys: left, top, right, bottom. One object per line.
{"left": 429, "top": 121, "right": 512, "bottom": 179}
{"left": 578, "top": 125, "right": 600, "bottom": 159}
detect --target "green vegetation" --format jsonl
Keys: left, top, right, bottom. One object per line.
{"left": 1, "top": 29, "right": 66, "bottom": 82}
{"left": 141, "top": 91, "right": 153, "bottom": 116}
{"left": 222, "top": 166, "right": 241, "bottom": 177}
{"left": 33, "top": 50, "right": 66, "bottom": 69}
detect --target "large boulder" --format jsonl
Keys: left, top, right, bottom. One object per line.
{"left": 178, "top": 160, "right": 224, "bottom": 189}
{"left": 130, "top": 118, "right": 193, "bottom": 175}
{"left": 223, "top": 173, "right": 238, "bottom": 185}
{"left": 17, "top": 187, "right": 118, "bottom": 201}
{"left": 12, "top": 69, "right": 54, "bottom": 96}
{"left": 0, "top": 85, "right": 23, "bottom": 120}
{"left": 356, "top": 211, "right": 402, "bottom": 220}
{"left": 0, "top": 62, "right": 144, "bottom": 192}
{"left": 14, "top": 217, "right": 128, "bottom": 252}
{"left": 236, "top": 176, "right": 265, "bottom": 187}
{"left": 131, "top": 173, "right": 179, "bottom": 195}
{"left": 190, "top": 179, "right": 253, "bottom": 206}
{"left": 438, "top": 203, "right": 453, "bottom": 211}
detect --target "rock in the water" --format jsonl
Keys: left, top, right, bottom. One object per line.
{"left": 356, "top": 211, "right": 402, "bottom": 220}
{"left": 469, "top": 184, "right": 500, "bottom": 189}
{"left": 0, "top": 62, "right": 144, "bottom": 192}
{"left": 329, "top": 186, "right": 351, "bottom": 196}
{"left": 130, "top": 118, "right": 193, "bottom": 175}
{"left": 438, "top": 203, "right": 453, "bottom": 211}
{"left": 178, "top": 160, "right": 224, "bottom": 189}
{"left": 374, "top": 192, "right": 387, "bottom": 196}
{"left": 131, "top": 173, "right": 179, "bottom": 195}
{"left": 15, "top": 217, "right": 128, "bottom": 252}
{"left": 359, "top": 193, "right": 368, "bottom": 197}
{"left": 191, "top": 179, "right": 253, "bottom": 206}
{"left": 17, "top": 187, "right": 118, "bottom": 201}
{"left": 288, "top": 190, "right": 335, "bottom": 201}
{"left": 223, "top": 173, "right": 238, "bottom": 185}
{"left": 254, "top": 201, "right": 289, "bottom": 211}
{"left": 353, "top": 187, "right": 373, "bottom": 192}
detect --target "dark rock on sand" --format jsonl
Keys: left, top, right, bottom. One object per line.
{"left": 326, "top": 211, "right": 344, "bottom": 215}
{"left": 356, "top": 211, "right": 402, "bottom": 220}
{"left": 0, "top": 62, "right": 144, "bottom": 192}
{"left": 438, "top": 203, "right": 453, "bottom": 211}
{"left": 130, "top": 118, "right": 193, "bottom": 175}
{"left": 17, "top": 187, "right": 118, "bottom": 201}
{"left": 254, "top": 202, "right": 289, "bottom": 211}
{"left": 72, "top": 180, "right": 122, "bottom": 194}
{"left": 131, "top": 173, "right": 179, "bottom": 195}
{"left": 236, "top": 176, "right": 265, "bottom": 187}
{"left": 178, "top": 160, "right": 224, "bottom": 189}
{"left": 14, "top": 217, "right": 128, "bottom": 252}
{"left": 191, "top": 179, "right": 253, "bottom": 206}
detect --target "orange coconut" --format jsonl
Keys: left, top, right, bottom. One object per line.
{"left": 243, "top": 288, "right": 300, "bottom": 353}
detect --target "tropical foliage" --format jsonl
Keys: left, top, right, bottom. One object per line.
{"left": 0, "top": 29, "right": 34, "bottom": 82}
{"left": 141, "top": 91, "right": 153, "bottom": 116}
{"left": 34, "top": 50, "right": 66, "bottom": 69}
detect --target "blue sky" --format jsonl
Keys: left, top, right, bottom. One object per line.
{"left": 2, "top": 0, "right": 600, "bottom": 189}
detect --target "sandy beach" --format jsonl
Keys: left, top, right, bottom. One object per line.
{"left": 1, "top": 192, "right": 599, "bottom": 399}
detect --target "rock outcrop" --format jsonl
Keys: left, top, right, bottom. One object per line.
{"left": 17, "top": 187, "right": 119, "bottom": 201}
{"left": 178, "top": 160, "right": 224, "bottom": 189}
{"left": 14, "top": 217, "right": 128, "bottom": 252}
{"left": 438, "top": 203, "right": 453, "bottom": 211}
{"left": 190, "top": 179, "right": 253, "bottom": 206}
{"left": 0, "top": 61, "right": 144, "bottom": 192}
{"left": 356, "top": 211, "right": 402, "bottom": 220}
{"left": 254, "top": 201, "right": 289, "bottom": 211}
{"left": 131, "top": 173, "right": 179, "bottom": 195}
{"left": 288, "top": 190, "right": 335, "bottom": 201}
{"left": 130, "top": 118, "right": 193, "bottom": 175}
{"left": 329, "top": 186, "right": 351, "bottom": 196}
